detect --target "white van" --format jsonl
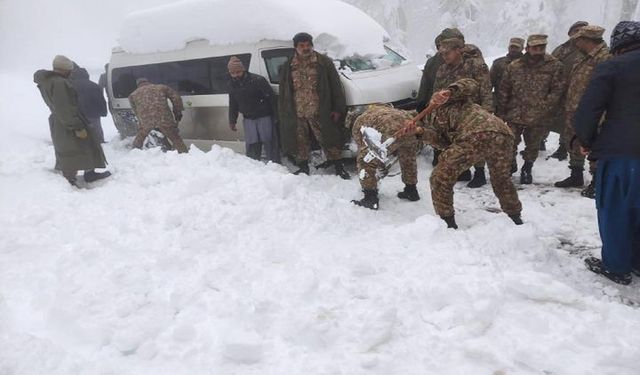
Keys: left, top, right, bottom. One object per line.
{"left": 107, "top": 1, "right": 421, "bottom": 153}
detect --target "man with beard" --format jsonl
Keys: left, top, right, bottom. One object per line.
{"left": 490, "top": 37, "right": 525, "bottom": 111}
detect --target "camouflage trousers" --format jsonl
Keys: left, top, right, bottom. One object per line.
{"left": 430, "top": 132, "right": 522, "bottom": 217}
{"left": 510, "top": 122, "right": 546, "bottom": 163}
{"left": 296, "top": 116, "right": 342, "bottom": 162}
{"left": 356, "top": 139, "right": 420, "bottom": 190}
{"left": 564, "top": 113, "right": 597, "bottom": 173}
{"left": 132, "top": 125, "right": 189, "bottom": 153}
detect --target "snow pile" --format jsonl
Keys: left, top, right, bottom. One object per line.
{"left": 118, "top": 0, "right": 389, "bottom": 58}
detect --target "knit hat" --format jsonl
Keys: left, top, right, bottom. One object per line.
{"left": 568, "top": 21, "right": 589, "bottom": 36}
{"left": 52, "top": 55, "right": 74, "bottom": 71}
{"left": 440, "top": 27, "right": 465, "bottom": 42}
{"left": 571, "top": 25, "right": 605, "bottom": 41}
{"left": 227, "top": 56, "right": 245, "bottom": 72}
{"left": 509, "top": 37, "right": 525, "bottom": 49}
{"left": 527, "top": 34, "right": 548, "bottom": 47}
{"left": 439, "top": 38, "right": 464, "bottom": 52}
{"left": 610, "top": 21, "right": 640, "bottom": 53}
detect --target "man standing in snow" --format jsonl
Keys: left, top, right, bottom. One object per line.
{"left": 576, "top": 21, "right": 640, "bottom": 285}
{"left": 227, "top": 56, "right": 279, "bottom": 163}
{"left": 497, "top": 34, "right": 565, "bottom": 185}
{"left": 411, "top": 78, "right": 522, "bottom": 229}
{"left": 433, "top": 37, "right": 493, "bottom": 188}
{"left": 350, "top": 105, "right": 421, "bottom": 210}
{"left": 70, "top": 65, "right": 108, "bottom": 143}
{"left": 277, "top": 32, "right": 350, "bottom": 179}
{"left": 546, "top": 21, "right": 589, "bottom": 160}
{"left": 34, "top": 55, "right": 110, "bottom": 186}
{"left": 129, "top": 78, "right": 188, "bottom": 153}
{"left": 490, "top": 37, "right": 525, "bottom": 109}
{"left": 554, "top": 26, "right": 610, "bottom": 197}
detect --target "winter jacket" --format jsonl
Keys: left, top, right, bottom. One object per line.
{"left": 34, "top": 70, "right": 106, "bottom": 171}
{"left": 70, "top": 67, "right": 107, "bottom": 119}
{"left": 416, "top": 53, "right": 444, "bottom": 112}
{"left": 228, "top": 72, "right": 274, "bottom": 124}
{"left": 574, "top": 47, "right": 640, "bottom": 160}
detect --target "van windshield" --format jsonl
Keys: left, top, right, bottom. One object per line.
{"left": 338, "top": 46, "right": 405, "bottom": 73}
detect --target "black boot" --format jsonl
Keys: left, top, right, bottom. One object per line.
{"left": 520, "top": 161, "right": 533, "bottom": 184}
{"left": 547, "top": 143, "right": 568, "bottom": 161}
{"left": 510, "top": 162, "right": 518, "bottom": 175}
{"left": 509, "top": 214, "right": 523, "bottom": 225}
{"left": 397, "top": 184, "right": 420, "bottom": 201}
{"left": 539, "top": 139, "right": 546, "bottom": 151}
{"left": 432, "top": 149, "right": 441, "bottom": 167}
{"left": 467, "top": 167, "right": 486, "bottom": 188}
{"left": 352, "top": 189, "right": 379, "bottom": 210}
{"left": 83, "top": 170, "right": 111, "bottom": 183}
{"left": 293, "top": 161, "right": 310, "bottom": 175}
{"left": 246, "top": 142, "right": 262, "bottom": 160}
{"left": 441, "top": 215, "right": 458, "bottom": 229}
{"left": 457, "top": 169, "right": 472, "bottom": 182}
{"left": 581, "top": 179, "right": 596, "bottom": 199}
{"left": 554, "top": 167, "right": 584, "bottom": 188}
{"left": 334, "top": 160, "right": 351, "bottom": 180}
{"left": 585, "top": 257, "right": 632, "bottom": 285}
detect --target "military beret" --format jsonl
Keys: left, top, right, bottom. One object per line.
{"left": 571, "top": 25, "right": 605, "bottom": 41}
{"left": 568, "top": 21, "right": 589, "bottom": 36}
{"left": 509, "top": 37, "right": 525, "bottom": 48}
{"left": 440, "top": 28, "right": 465, "bottom": 42}
{"left": 52, "top": 55, "right": 74, "bottom": 72}
{"left": 439, "top": 38, "right": 464, "bottom": 52}
{"left": 527, "top": 34, "right": 548, "bottom": 47}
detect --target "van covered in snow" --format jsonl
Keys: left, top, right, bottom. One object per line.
{"left": 106, "top": 0, "right": 421, "bottom": 153}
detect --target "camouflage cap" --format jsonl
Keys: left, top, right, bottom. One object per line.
{"left": 447, "top": 78, "right": 479, "bottom": 101}
{"left": 439, "top": 38, "right": 464, "bottom": 52}
{"left": 568, "top": 21, "right": 589, "bottom": 36}
{"left": 509, "top": 37, "right": 525, "bottom": 48}
{"left": 527, "top": 34, "right": 548, "bottom": 47}
{"left": 440, "top": 27, "right": 465, "bottom": 42}
{"left": 570, "top": 25, "right": 605, "bottom": 41}
{"left": 136, "top": 77, "right": 150, "bottom": 86}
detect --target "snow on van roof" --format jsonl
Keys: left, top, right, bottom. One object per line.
{"left": 118, "top": 0, "right": 389, "bottom": 58}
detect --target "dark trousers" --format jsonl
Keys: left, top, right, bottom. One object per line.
{"left": 595, "top": 158, "right": 640, "bottom": 274}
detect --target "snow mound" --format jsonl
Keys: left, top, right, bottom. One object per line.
{"left": 118, "top": 0, "right": 389, "bottom": 58}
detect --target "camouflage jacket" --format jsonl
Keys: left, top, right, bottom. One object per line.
{"left": 129, "top": 83, "right": 183, "bottom": 130}
{"left": 291, "top": 52, "right": 320, "bottom": 118}
{"left": 552, "top": 41, "right": 583, "bottom": 81}
{"left": 433, "top": 54, "right": 493, "bottom": 112}
{"left": 496, "top": 53, "right": 565, "bottom": 126}
{"left": 352, "top": 105, "right": 415, "bottom": 151}
{"left": 565, "top": 43, "right": 611, "bottom": 115}
{"left": 490, "top": 53, "right": 523, "bottom": 91}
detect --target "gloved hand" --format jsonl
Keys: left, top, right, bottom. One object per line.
{"left": 74, "top": 129, "right": 88, "bottom": 139}
{"left": 174, "top": 111, "right": 183, "bottom": 122}
{"left": 330, "top": 111, "right": 341, "bottom": 123}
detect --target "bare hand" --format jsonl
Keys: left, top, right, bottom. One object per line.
{"left": 430, "top": 90, "right": 451, "bottom": 106}
{"left": 230, "top": 123, "right": 237, "bottom": 131}
{"left": 74, "top": 129, "right": 88, "bottom": 139}
{"left": 580, "top": 146, "right": 590, "bottom": 156}
{"left": 397, "top": 120, "right": 417, "bottom": 137}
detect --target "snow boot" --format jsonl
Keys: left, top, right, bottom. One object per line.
{"left": 554, "top": 167, "right": 584, "bottom": 188}
{"left": 509, "top": 214, "right": 523, "bottom": 225}
{"left": 293, "top": 161, "right": 310, "bottom": 175}
{"left": 539, "top": 139, "right": 546, "bottom": 151}
{"left": 585, "top": 257, "right": 632, "bottom": 285}
{"left": 441, "top": 215, "right": 458, "bottom": 229}
{"left": 547, "top": 143, "right": 568, "bottom": 161}
{"left": 457, "top": 169, "right": 472, "bottom": 182}
{"left": 397, "top": 184, "right": 420, "bottom": 201}
{"left": 83, "top": 170, "right": 111, "bottom": 183}
{"left": 352, "top": 189, "right": 379, "bottom": 210}
{"left": 334, "top": 160, "right": 351, "bottom": 180}
{"left": 581, "top": 179, "right": 596, "bottom": 199}
{"left": 520, "top": 161, "right": 533, "bottom": 185}
{"left": 467, "top": 167, "right": 486, "bottom": 188}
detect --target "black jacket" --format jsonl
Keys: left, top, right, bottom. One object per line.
{"left": 228, "top": 72, "right": 274, "bottom": 124}
{"left": 574, "top": 47, "right": 640, "bottom": 160}
{"left": 69, "top": 68, "right": 107, "bottom": 119}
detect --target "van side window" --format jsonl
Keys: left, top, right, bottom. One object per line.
{"left": 261, "top": 49, "right": 295, "bottom": 84}
{"left": 111, "top": 54, "right": 252, "bottom": 98}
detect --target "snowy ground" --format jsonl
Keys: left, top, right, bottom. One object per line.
{"left": 2, "top": 73, "right": 640, "bottom": 375}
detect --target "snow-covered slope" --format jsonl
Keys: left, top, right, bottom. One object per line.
{"left": 1, "top": 74, "right": 640, "bottom": 374}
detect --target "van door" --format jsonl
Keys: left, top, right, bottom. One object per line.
{"left": 259, "top": 48, "right": 295, "bottom": 94}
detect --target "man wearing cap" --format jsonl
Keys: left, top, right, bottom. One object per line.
{"left": 128, "top": 78, "right": 188, "bottom": 153}
{"left": 350, "top": 105, "right": 422, "bottom": 210}
{"left": 278, "top": 32, "right": 350, "bottom": 179}
{"left": 34, "top": 55, "right": 110, "bottom": 186}
{"left": 576, "top": 20, "right": 640, "bottom": 285}
{"left": 546, "top": 21, "right": 589, "bottom": 160}
{"left": 227, "top": 56, "right": 279, "bottom": 162}
{"left": 554, "top": 26, "right": 610, "bottom": 195}
{"left": 433, "top": 36, "right": 493, "bottom": 188}
{"left": 415, "top": 78, "right": 523, "bottom": 229}
{"left": 490, "top": 37, "right": 525, "bottom": 109}
{"left": 497, "top": 34, "right": 565, "bottom": 184}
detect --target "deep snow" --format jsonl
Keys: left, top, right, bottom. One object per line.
{"left": 2, "top": 72, "right": 640, "bottom": 374}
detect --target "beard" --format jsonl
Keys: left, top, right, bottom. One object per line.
{"left": 529, "top": 54, "right": 544, "bottom": 62}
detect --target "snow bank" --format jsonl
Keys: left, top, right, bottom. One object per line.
{"left": 118, "top": 0, "right": 389, "bottom": 58}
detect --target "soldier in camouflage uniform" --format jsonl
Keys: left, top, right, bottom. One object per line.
{"left": 554, "top": 26, "right": 610, "bottom": 197}
{"left": 497, "top": 34, "right": 565, "bottom": 184}
{"left": 129, "top": 78, "right": 188, "bottom": 153}
{"left": 351, "top": 105, "right": 421, "bottom": 210}
{"left": 419, "top": 79, "right": 523, "bottom": 229}
{"left": 490, "top": 37, "right": 525, "bottom": 110}
{"left": 547, "top": 21, "right": 589, "bottom": 160}
{"left": 433, "top": 37, "right": 493, "bottom": 188}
